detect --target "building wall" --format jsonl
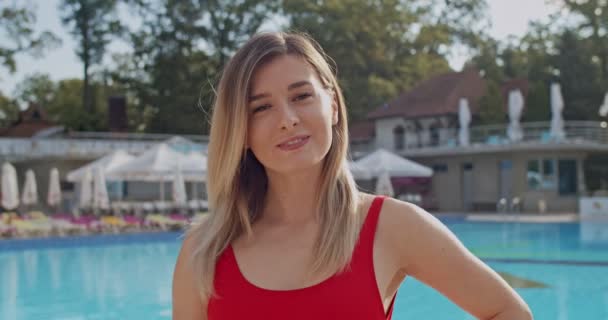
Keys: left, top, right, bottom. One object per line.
{"left": 375, "top": 116, "right": 453, "bottom": 152}
{"left": 375, "top": 117, "right": 407, "bottom": 150}
{"left": 414, "top": 150, "right": 587, "bottom": 213}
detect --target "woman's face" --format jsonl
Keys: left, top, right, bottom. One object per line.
{"left": 246, "top": 55, "right": 337, "bottom": 175}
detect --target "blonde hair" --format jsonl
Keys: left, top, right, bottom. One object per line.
{"left": 186, "top": 32, "right": 360, "bottom": 300}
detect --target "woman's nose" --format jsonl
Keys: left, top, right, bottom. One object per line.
{"left": 278, "top": 103, "right": 299, "bottom": 130}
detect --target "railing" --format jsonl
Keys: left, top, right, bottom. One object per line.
{"left": 62, "top": 131, "right": 209, "bottom": 142}
{"left": 0, "top": 138, "right": 158, "bottom": 160}
{"left": 350, "top": 121, "right": 608, "bottom": 157}
{"left": 469, "top": 121, "right": 608, "bottom": 145}
{"left": 0, "top": 130, "right": 210, "bottom": 160}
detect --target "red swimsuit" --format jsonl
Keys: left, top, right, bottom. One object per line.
{"left": 208, "top": 196, "right": 396, "bottom": 319}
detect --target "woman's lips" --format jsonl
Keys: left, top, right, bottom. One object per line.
{"left": 277, "top": 135, "right": 310, "bottom": 151}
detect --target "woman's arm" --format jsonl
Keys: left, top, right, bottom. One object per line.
{"left": 173, "top": 234, "right": 207, "bottom": 320}
{"left": 383, "top": 198, "right": 533, "bottom": 320}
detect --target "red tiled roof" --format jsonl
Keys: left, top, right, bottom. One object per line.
{"left": 366, "top": 69, "right": 486, "bottom": 119}
{"left": 0, "top": 103, "right": 56, "bottom": 137}
{"left": 349, "top": 120, "right": 375, "bottom": 142}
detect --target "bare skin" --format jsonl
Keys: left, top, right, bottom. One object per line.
{"left": 173, "top": 54, "right": 532, "bottom": 319}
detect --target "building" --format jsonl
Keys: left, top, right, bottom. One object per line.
{"left": 350, "top": 69, "right": 608, "bottom": 213}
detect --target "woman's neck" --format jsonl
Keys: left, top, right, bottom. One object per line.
{"left": 261, "top": 165, "right": 322, "bottom": 226}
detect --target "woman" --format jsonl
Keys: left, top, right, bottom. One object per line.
{"left": 173, "top": 32, "right": 532, "bottom": 320}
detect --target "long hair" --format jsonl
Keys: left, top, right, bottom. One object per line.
{"left": 186, "top": 32, "right": 360, "bottom": 300}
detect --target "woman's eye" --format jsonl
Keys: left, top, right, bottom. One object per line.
{"left": 294, "top": 93, "right": 312, "bottom": 102}
{"left": 252, "top": 105, "right": 270, "bottom": 113}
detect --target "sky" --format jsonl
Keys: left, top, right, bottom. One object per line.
{"left": 0, "top": 0, "right": 561, "bottom": 96}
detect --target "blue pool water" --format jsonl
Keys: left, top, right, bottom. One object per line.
{"left": 1, "top": 219, "right": 607, "bottom": 319}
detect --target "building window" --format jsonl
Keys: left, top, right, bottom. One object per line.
{"left": 393, "top": 126, "right": 404, "bottom": 150}
{"left": 430, "top": 125, "right": 440, "bottom": 146}
{"left": 432, "top": 164, "right": 448, "bottom": 173}
{"left": 527, "top": 159, "right": 557, "bottom": 190}
{"left": 558, "top": 159, "right": 578, "bottom": 195}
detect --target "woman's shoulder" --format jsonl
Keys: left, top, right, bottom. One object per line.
{"left": 371, "top": 196, "right": 446, "bottom": 267}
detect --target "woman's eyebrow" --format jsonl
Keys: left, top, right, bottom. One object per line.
{"left": 249, "top": 80, "right": 313, "bottom": 102}
{"left": 287, "top": 80, "right": 312, "bottom": 90}
{"left": 249, "top": 93, "right": 270, "bottom": 103}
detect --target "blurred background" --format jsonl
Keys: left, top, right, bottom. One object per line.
{"left": 1, "top": 0, "right": 607, "bottom": 319}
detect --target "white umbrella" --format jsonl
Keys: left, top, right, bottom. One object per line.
{"left": 550, "top": 83, "right": 565, "bottom": 140}
{"left": 599, "top": 92, "right": 608, "bottom": 117}
{"left": 47, "top": 168, "right": 62, "bottom": 208}
{"left": 375, "top": 170, "right": 394, "bottom": 197}
{"left": 507, "top": 90, "right": 524, "bottom": 142}
{"left": 354, "top": 149, "right": 433, "bottom": 177}
{"left": 67, "top": 150, "right": 134, "bottom": 182}
{"left": 93, "top": 167, "right": 109, "bottom": 211}
{"left": 79, "top": 168, "right": 93, "bottom": 209}
{"left": 1, "top": 162, "right": 19, "bottom": 210}
{"left": 172, "top": 162, "right": 187, "bottom": 207}
{"left": 458, "top": 98, "right": 471, "bottom": 146}
{"left": 21, "top": 169, "right": 38, "bottom": 206}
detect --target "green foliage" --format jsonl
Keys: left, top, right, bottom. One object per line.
{"left": 118, "top": 0, "right": 279, "bottom": 134}
{"left": 0, "top": 91, "right": 19, "bottom": 127}
{"left": 46, "top": 78, "right": 108, "bottom": 131}
{"left": 13, "top": 72, "right": 57, "bottom": 107}
{"left": 59, "top": 0, "right": 122, "bottom": 112}
{"left": 282, "top": 0, "right": 486, "bottom": 120}
{"left": 478, "top": 80, "right": 505, "bottom": 125}
{"left": 0, "top": 3, "right": 60, "bottom": 73}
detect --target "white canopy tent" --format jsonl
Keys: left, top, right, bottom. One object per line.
{"left": 106, "top": 143, "right": 207, "bottom": 182}
{"left": 347, "top": 160, "right": 372, "bottom": 180}
{"left": 354, "top": 149, "right": 433, "bottom": 178}
{"left": 375, "top": 171, "right": 395, "bottom": 197}
{"left": 93, "top": 167, "right": 109, "bottom": 211}
{"left": 67, "top": 150, "right": 135, "bottom": 182}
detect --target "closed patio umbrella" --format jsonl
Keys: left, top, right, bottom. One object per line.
{"left": 21, "top": 169, "right": 38, "bottom": 206}
{"left": 2, "top": 162, "right": 19, "bottom": 210}
{"left": 550, "top": 83, "right": 565, "bottom": 140}
{"left": 47, "top": 168, "right": 62, "bottom": 208}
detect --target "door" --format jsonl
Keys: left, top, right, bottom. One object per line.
{"left": 499, "top": 160, "right": 513, "bottom": 201}
{"left": 462, "top": 162, "right": 474, "bottom": 211}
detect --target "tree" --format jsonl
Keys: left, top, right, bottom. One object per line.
{"left": 553, "top": 29, "right": 604, "bottom": 120}
{"left": 203, "top": 0, "right": 281, "bottom": 69}
{"left": 46, "top": 78, "right": 109, "bottom": 131}
{"left": 13, "top": 72, "right": 57, "bottom": 108}
{"left": 121, "top": 0, "right": 279, "bottom": 134}
{"left": 478, "top": 80, "right": 505, "bottom": 125}
{"left": 59, "top": 0, "right": 122, "bottom": 113}
{"left": 0, "top": 3, "right": 60, "bottom": 73}
{"left": 0, "top": 91, "right": 19, "bottom": 127}
{"left": 550, "top": 0, "right": 608, "bottom": 81}
{"left": 283, "top": 0, "right": 489, "bottom": 120}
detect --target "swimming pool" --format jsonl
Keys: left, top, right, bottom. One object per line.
{"left": 1, "top": 219, "right": 606, "bottom": 319}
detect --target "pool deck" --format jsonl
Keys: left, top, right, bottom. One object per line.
{"left": 434, "top": 212, "right": 580, "bottom": 223}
